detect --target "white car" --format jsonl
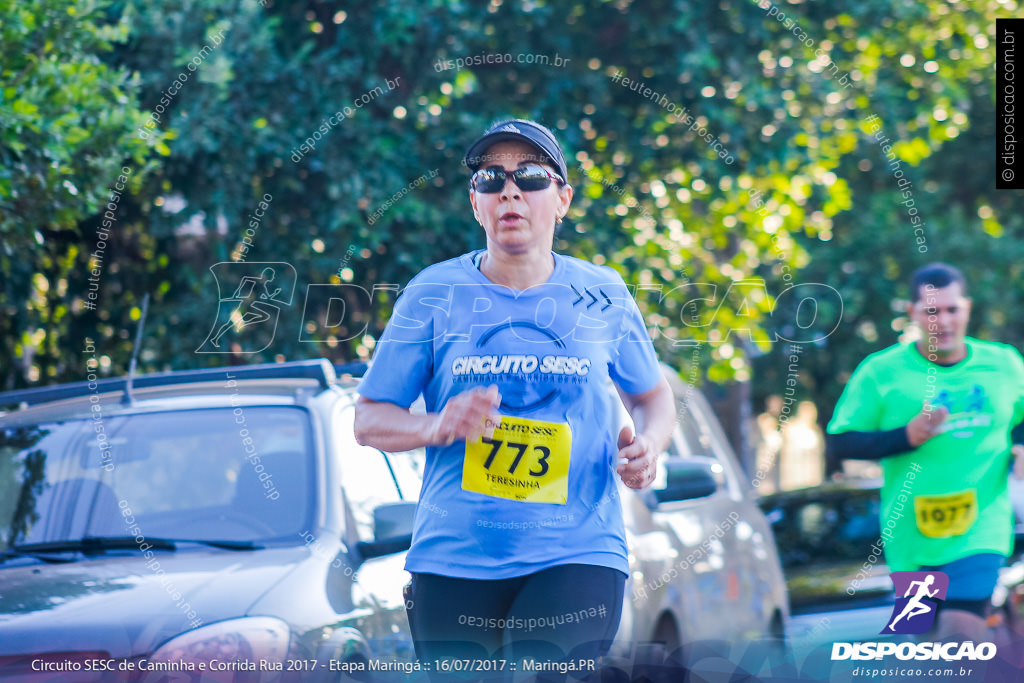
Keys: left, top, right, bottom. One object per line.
{"left": 607, "top": 367, "right": 790, "bottom": 676}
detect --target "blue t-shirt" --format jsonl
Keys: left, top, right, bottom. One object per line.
{"left": 358, "top": 250, "right": 663, "bottom": 579}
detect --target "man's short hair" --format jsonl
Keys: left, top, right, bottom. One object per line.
{"left": 911, "top": 263, "right": 967, "bottom": 302}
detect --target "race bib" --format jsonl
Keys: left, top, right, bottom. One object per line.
{"left": 462, "top": 415, "right": 571, "bottom": 504}
{"left": 914, "top": 490, "right": 978, "bottom": 538}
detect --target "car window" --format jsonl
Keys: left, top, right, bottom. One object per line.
{"left": 668, "top": 386, "right": 739, "bottom": 496}
{"left": 0, "top": 407, "right": 314, "bottom": 550}
{"left": 673, "top": 387, "right": 707, "bottom": 458}
{"left": 385, "top": 448, "right": 426, "bottom": 499}
{"left": 686, "top": 392, "right": 738, "bottom": 466}
{"left": 767, "top": 493, "right": 881, "bottom": 568}
{"left": 342, "top": 448, "right": 415, "bottom": 543}
{"left": 333, "top": 404, "right": 424, "bottom": 544}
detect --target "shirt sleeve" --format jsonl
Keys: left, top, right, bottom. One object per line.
{"left": 827, "top": 428, "right": 913, "bottom": 461}
{"left": 827, "top": 357, "right": 884, "bottom": 434}
{"left": 608, "top": 283, "right": 663, "bottom": 396}
{"left": 357, "top": 281, "right": 440, "bottom": 408}
{"left": 1009, "top": 346, "right": 1024, "bottom": 432}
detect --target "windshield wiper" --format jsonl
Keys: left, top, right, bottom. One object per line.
{"left": 13, "top": 536, "right": 262, "bottom": 555}
{"left": 0, "top": 548, "right": 77, "bottom": 564}
{"left": 13, "top": 537, "right": 177, "bottom": 555}
{"left": 165, "top": 537, "right": 263, "bottom": 551}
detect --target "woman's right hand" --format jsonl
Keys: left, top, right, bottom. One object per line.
{"left": 430, "top": 385, "right": 502, "bottom": 445}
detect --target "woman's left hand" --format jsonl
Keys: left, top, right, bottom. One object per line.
{"left": 616, "top": 425, "right": 657, "bottom": 489}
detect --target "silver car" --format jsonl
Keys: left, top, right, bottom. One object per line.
{"left": 608, "top": 367, "right": 790, "bottom": 672}
{"left": 0, "top": 360, "right": 422, "bottom": 680}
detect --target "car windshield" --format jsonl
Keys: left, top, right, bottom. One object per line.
{"left": 768, "top": 493, "right": 881, "bottom": 568}
{"left": 0, "top": 407, "right": 314, "bottom": 553}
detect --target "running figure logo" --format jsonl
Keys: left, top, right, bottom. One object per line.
{"left": 197, "top": 262, "right": 296, "bottom": 354}
{"left": 881, "top": 571, "right": 949, "bottom": 635}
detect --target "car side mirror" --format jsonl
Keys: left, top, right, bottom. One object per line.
{"left": 763, "top": 507, "right": 784, "bottom": 526}
{"left": 651, "top": 460, "right": 719, "bottom": 505}
{"left": 356, "top": 501, "right": 416, "bottom": 560}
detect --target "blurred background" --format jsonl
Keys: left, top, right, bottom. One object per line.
{"left": 3, "top": 0, "right": 1022, "bottom": 489}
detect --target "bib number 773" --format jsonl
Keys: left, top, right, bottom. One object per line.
{"left": 462, "top": 416, "right": 571, "bottom": 504}
{"left": 480, "top": 438, "right": 551, "bottom": 477}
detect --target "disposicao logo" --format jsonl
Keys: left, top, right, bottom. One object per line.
{"left": 831, "top": 570, "right": 997, "bottom": 663}
{"left": 831, "top": 641, "right": 996, "bottom": 662}
{"left": 882, "top": 571, "right": 948, "bottom": 635}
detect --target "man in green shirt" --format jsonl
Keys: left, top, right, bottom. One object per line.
{"left": 828, "top": 263, "right": 1024, "bottom": 641}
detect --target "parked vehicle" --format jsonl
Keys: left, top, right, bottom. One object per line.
{"left": 0, "top": 360, "right": 421, "bottom": 680}
{"left": 0, "top": 358, "right": 789, "bottom": 681}
{"left": 759, "top": 480, "right": 1024, "bottom": 645}
{"left": 608, "top": 367, "right": 790, "bottom": 671}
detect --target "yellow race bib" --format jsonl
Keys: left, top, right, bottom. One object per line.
{"left": 914, "top": 490, "right": 978, "bottom": 538}
{"left": 462, "top": 415, "right": 571, "bottom": 504}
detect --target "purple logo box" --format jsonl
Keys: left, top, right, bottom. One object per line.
{"left": 881, "top": 571, "right": 949, "bottom": 635}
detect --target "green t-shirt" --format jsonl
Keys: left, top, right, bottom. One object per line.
{"left": 828, "top": 337, "right": 1024, "bottom": 571}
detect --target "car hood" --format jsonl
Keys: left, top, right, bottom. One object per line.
{"left": 786, "top": 561, "right": 893, "bottom": 614}
{"left": 0, "top": 546, "right": 309, "bottom": 658}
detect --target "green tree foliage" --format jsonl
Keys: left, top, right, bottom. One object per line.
{"left": 2, "top": 0, "right": 1021, "bottom": 425}
{"left": 0, "top": 0, "right": 164, "bottom": 387}
{"left": 748, "top": 0, "right": 1024, "bottom": 434}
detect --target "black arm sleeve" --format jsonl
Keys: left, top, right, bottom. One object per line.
{"left": 1012, "top": 422, "right": 1024, "bottom": 446}
{"left": 827, "top": 428, "right": 914, "bottom": 462}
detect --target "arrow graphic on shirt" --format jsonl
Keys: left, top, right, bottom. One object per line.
{"left": 570, "top": 284, "right": 613, "bottom": 311}
{"left": 571, "top": 284, "right": 584, "bottom": 306}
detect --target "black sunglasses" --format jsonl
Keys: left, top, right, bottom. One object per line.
{"left": 471, "top": 165, "right": 564, "bottom": 193}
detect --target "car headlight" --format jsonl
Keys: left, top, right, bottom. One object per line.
{"left": 149, "top": 617, "right": 291, "bottom": 666}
